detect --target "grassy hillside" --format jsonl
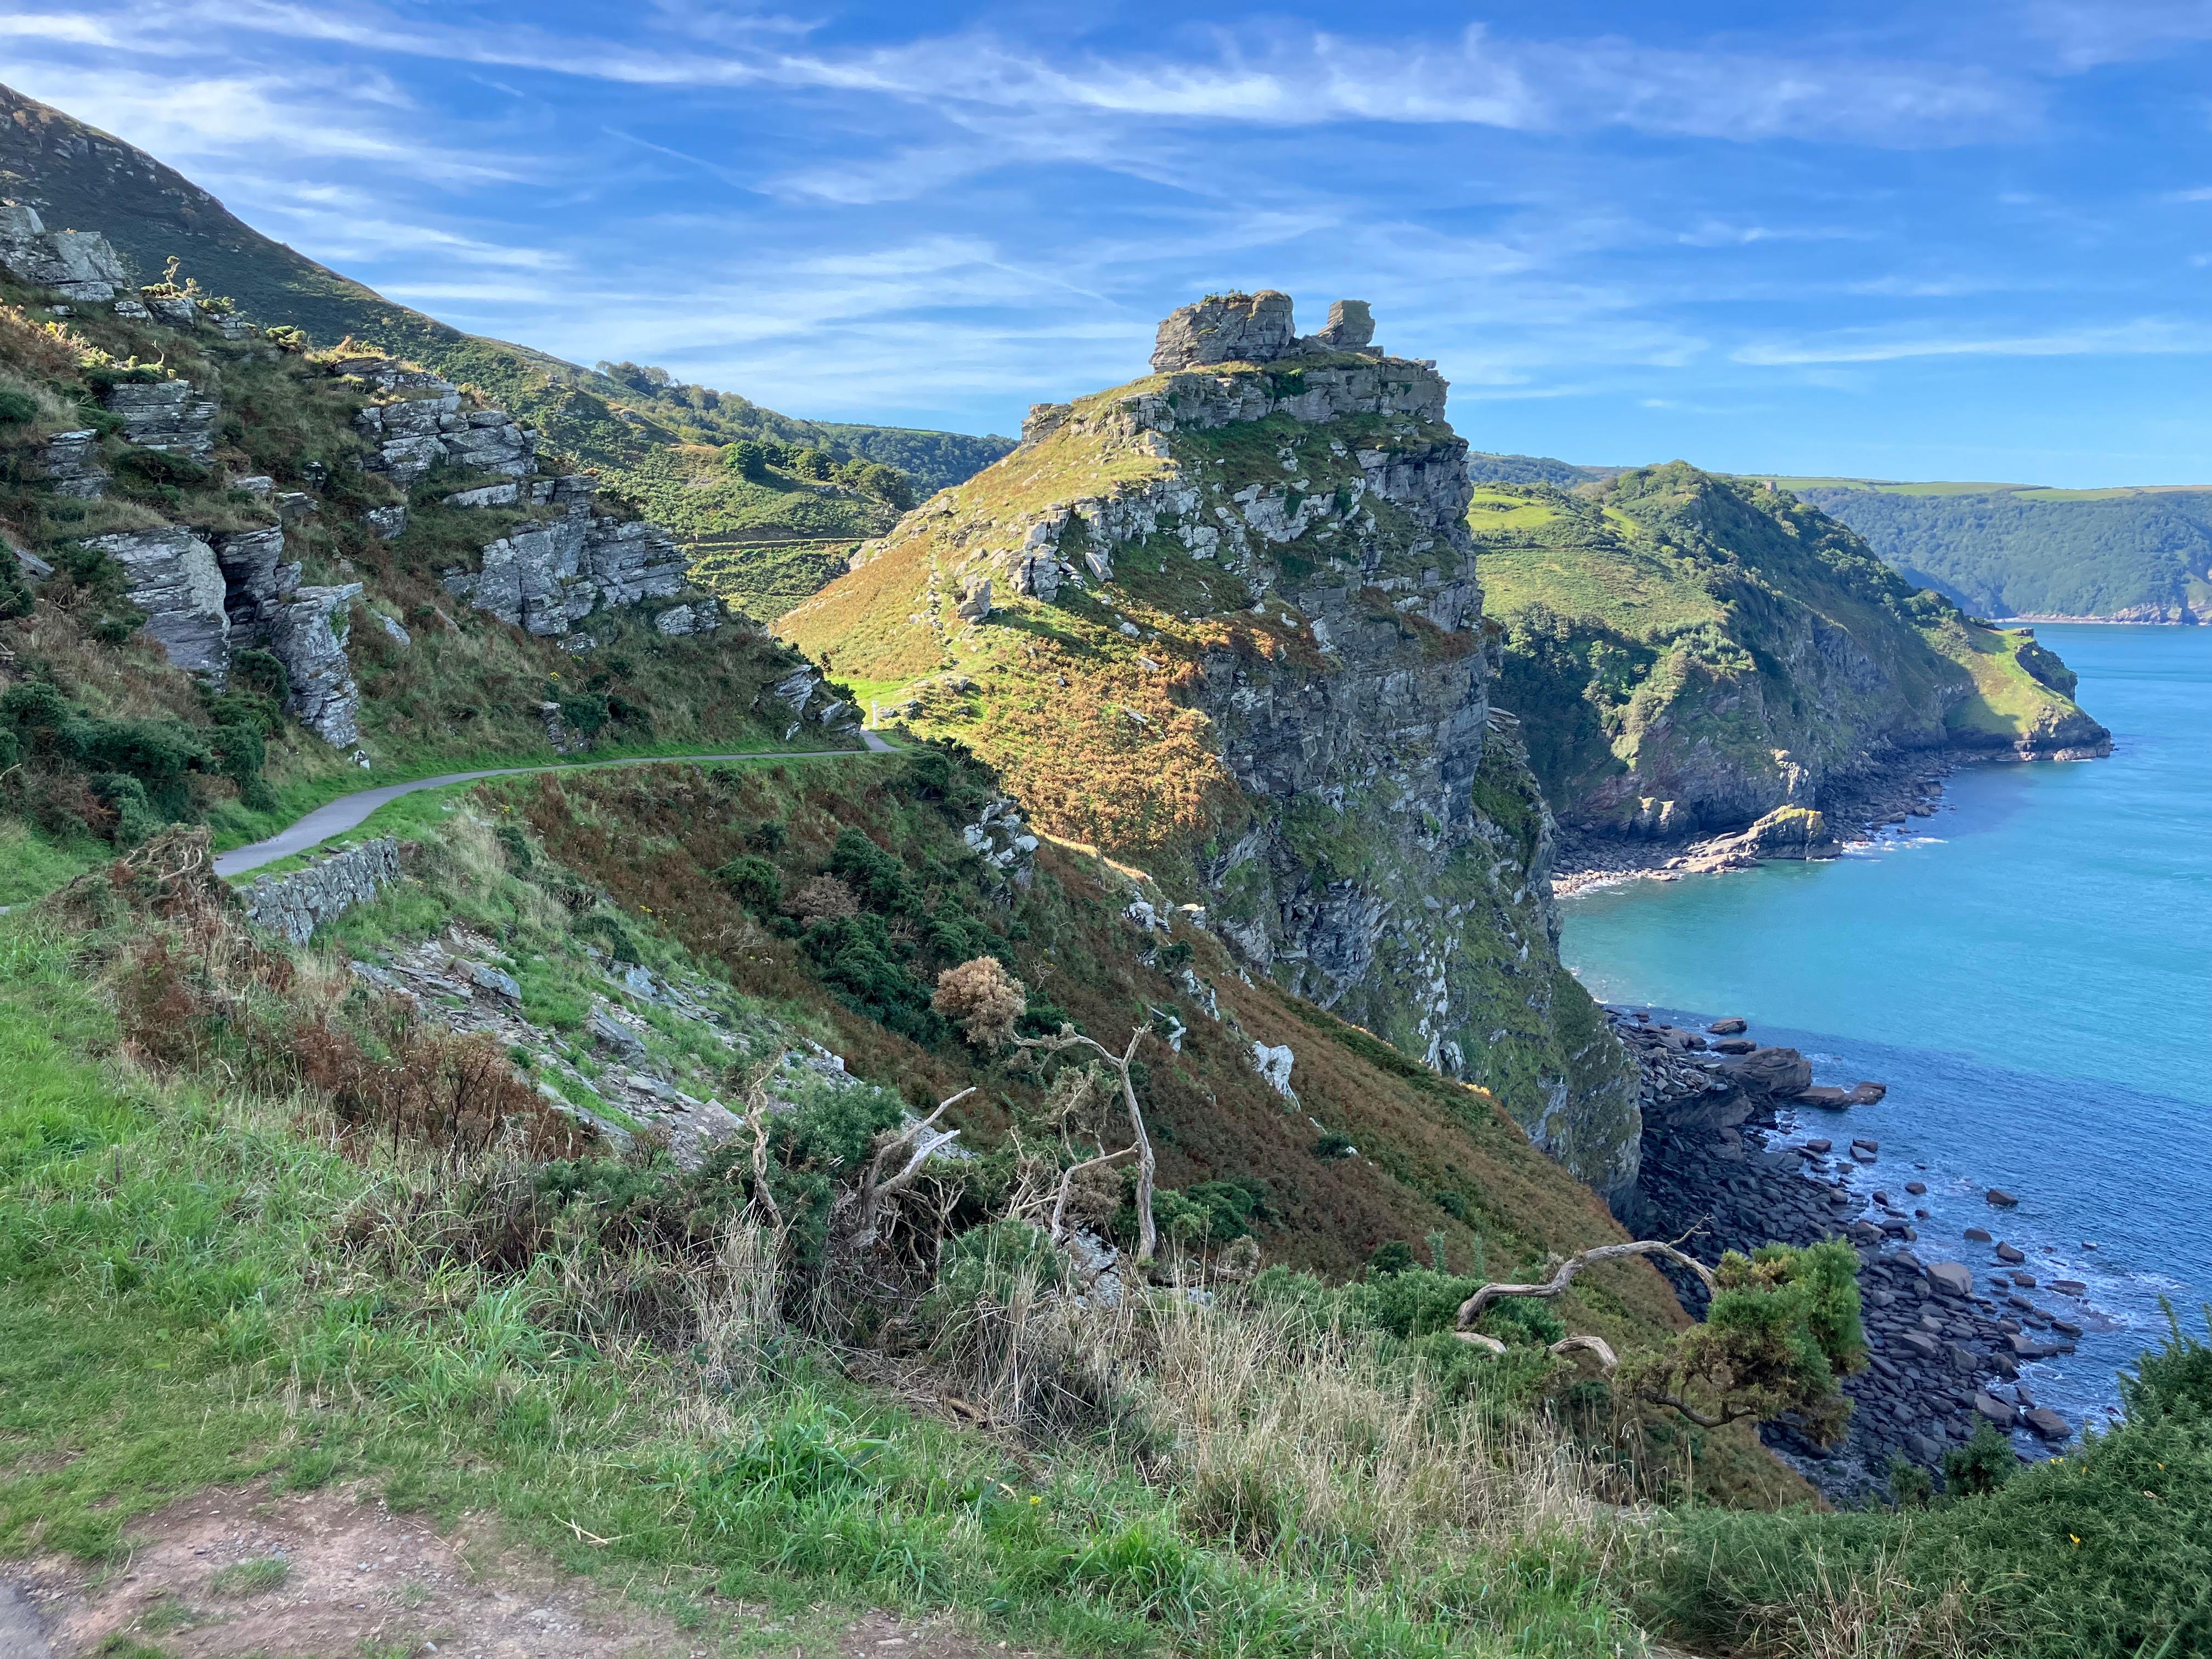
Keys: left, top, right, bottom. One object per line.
{"left": 0, "top": 257, "right": 857, "bottom": 901}
{"left": 0, "top": 80, "right": 1010, "bottom": 588}
{"left": 1474, "top": 466, "right": 2108, "bottom": 833}
{"left": 1469, "top": 452, "right": 2212, "bottom": 624}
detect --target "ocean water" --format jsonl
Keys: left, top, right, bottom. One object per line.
{"left": 1559, "top": 624, "right": 2212, "bottom": 1434}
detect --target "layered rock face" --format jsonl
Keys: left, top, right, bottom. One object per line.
{"left": 85, "top": 522, "right": 367, "bottom": 747}
{"left": 785, "top": 295, "right": 1640, "bottom": 1199}
{"left": 352, "top": 364, "right": 538, "bottom": 484}
{"left": 0, "top": 202, "right": 127, "bottom": 299}
{"left": 104, "top": 379, "right": 220, "bottom": 462}
{"left": 87, "top": 527, "right": 231, "bottom": 683}
{"left": 441, "top": 501, "right": 714, "bottom": 641}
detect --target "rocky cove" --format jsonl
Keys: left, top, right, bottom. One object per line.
{"left": 1550, "top": 753, "right": 1963, "bottom": 898}
{"left": 1612, "top": 1008, "right": 2095, "bottom": 1502}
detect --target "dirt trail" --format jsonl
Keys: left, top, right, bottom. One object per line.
{"left": 1, "top": 1480, "right": 1031, "bottom": 1658}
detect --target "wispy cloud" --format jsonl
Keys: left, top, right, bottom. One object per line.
{"left": 1735, "top": 319, "right": 2212, "bottom": 365}
{"left": 8, "top": 2, "right": 2041, "bottom": 146}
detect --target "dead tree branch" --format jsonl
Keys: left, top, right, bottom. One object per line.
{"left": 1455, "top": 1239, "right": 1718, "bottom": 1329}
{"left": 1047, "top": 1144, "right": 1136, "bottom": 1244}
{"left": 1013, "top": 1024, "right": 1158, "bottom": 1262}
{"left": 838, "top": 1087, "right": 972, "bottom": 1251}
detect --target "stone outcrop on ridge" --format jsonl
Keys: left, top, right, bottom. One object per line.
{"left": 1149, "top": 291, "right": 1380, "bottom": 372}
{"left": 785, "top": 294, "right": 1641, "bottom": 1200}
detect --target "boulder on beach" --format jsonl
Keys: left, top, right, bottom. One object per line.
{"left": 1987, "top": 1188, "right": 2021, "bottom": 1207}
{"left": 1973, "top": 1391, "right": 2019, "bottom": 1430}
{"left": 1801, "top": 1137, "right": 1832, "bottom": 1154}
{"left": 1965, "top": 1226, "right": 1993, "bottom": 1243}
{"left": 1799, "top": 1085, "right": 1852, "bottom": 1107}
{"left": 2012, "top": 1272, "right": 2037, "bottom": 1288}
{"left": 1846, "top": 1082, "right": 1888, "bottom": 1104}
{"left": 1906, "top": 1180, "right": 1928, "bottom": 1195}
{"left": 1995, "top": 1242, "right": 2027, "bottom": 1265}
{"left": 1722, "top": 1045, "right": 1814, "bottom": 1098}
{"left": 1927, "top": 1261, "right": 1974, "bottom": 1297}
{"left": 2050, "top": 1279, "right": 2087, "bottom": 1295}
{"left": 1852, "top": 1137, "right": 1880, "bottom": 1152}
{"left": 1712, "top": 1037, "right": 1757, "bottom": 1054}
{"left": 1707, "top": 1017, "right": 1748, "bottom": 1035}
{"left": 2023, "top": 1406, "right": 2071, "bottom": 1442}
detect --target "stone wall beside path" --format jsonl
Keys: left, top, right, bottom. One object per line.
{"left": 239, "top": 837, "right": 400, "bottom": 944}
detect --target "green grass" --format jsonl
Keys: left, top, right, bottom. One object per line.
{"left": 207, "top": 1555, "right": 290, "bottom": 1595}
{"left": 0, "top": 902, "right": 1649, "bottom": 1659}
{"left": 0, "top": 820, "right": 108, "bottom": 907}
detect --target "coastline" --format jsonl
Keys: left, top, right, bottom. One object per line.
{"left": 1551, "top": 752, "right": 1959, "bottom": 899}
{"left": 1610, "top": 1009, "right": 2085, "bottom": 1503}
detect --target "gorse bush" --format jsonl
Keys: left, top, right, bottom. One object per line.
{"left": 0, "top": 679, "right": 274, "bottom": 843}
{"left": 1634, "top": 1305, "right": 2212, "bottom": 1659}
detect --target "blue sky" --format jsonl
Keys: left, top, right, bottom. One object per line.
{"left": 6, "top": 1, "right": 2212, "bottom": 483}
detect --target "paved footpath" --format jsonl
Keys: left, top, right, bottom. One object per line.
{"left": 212, "top": 731, "right": 894, "bottom": 878}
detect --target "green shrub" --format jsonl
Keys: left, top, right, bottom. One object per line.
{"left": 0, "top": 387, "right": 37, "bottom": 425}
{"left": 749, "top": 819, "right": 788, "bottom": 853}
{"left": 571, "top": 913, "right": 643, "bottom": 963}
{"left": 89, "top": 774, "right": 163, "bottom": 844}
{"left": 559, "top": 691, "right": 611, "bottom": 736}
{"left": 715, "top": 854, "right": 783, "bottom": 910}
{"left": 1311, "top": 1131, "right": 1355, "bottom": 1159}
{"left": 1943, "top": 1421, "right": 2019, "bottom": 1497}
{"left": 1367, "top": 1240, "right": 1417, "bottom": 1276}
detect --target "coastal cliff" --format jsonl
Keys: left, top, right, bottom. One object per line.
{"left": 1474, "top": 465, "right": 2110, "bottom": 842}
{"left": 780, "top": 293, "right": 1641, "bottom": 1199}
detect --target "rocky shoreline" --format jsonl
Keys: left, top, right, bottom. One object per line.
{"left": 1611, "top": 1009, "right": 2084, "bottom": 1504}
{"left": 1553, "top": 755, "right": 1957, "bottom": 898}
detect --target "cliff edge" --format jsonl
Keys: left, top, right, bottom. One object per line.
{"left": 781, "top": 293, "right": 1641, "bottom": 1200}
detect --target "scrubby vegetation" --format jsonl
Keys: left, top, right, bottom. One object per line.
{"left": 0, "top": 266, "right": 853, "bottom": 882}
{"left": 5, "top": 764, "right": 2205, "bottom": 1657}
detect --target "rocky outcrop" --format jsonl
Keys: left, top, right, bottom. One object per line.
{"left": 38, "top": 428, "right": 106, "bottom": 498}
{"left": 268, "top": 584, "right": 364, "bottom": 747}
{"left": 1151, "top": 290, "right": 1299, "bottom": 370}
{"left": 208, "top": 526, "right": 362, "bottom": 749}
{"left": 787, "top": 295, "right": 1641, "bottom": 1200}
{"left": 1149, "top": 292, "right": 1382, "bottom": 372}
{"left": 0, "top": 203, "right": 128, "bottom": 299}
{"left": 440, "top": 505, "right": 710, "bottom": 640}
{"left": 354, "top": 373, "right": 535, "bottom": 484}
{"left": 241, "top": 837, "right": 400, "bottom": 944}
{"left": 103, "top": 379, "right": 219, "bottom": 462}
{"left": 84, "top": 527, "right": 230, "bottom": 682}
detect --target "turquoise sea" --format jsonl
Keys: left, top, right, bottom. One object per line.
{"left": 1560, "top": 624, "right": 2212, "bottom": 1432}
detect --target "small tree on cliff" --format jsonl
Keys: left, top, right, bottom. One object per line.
{"left": 933, "top": 957, "right": 1161, "bottom": 1263}
{"left": 1456, "top": 1235, "right": 1867, "bottom": 1440}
